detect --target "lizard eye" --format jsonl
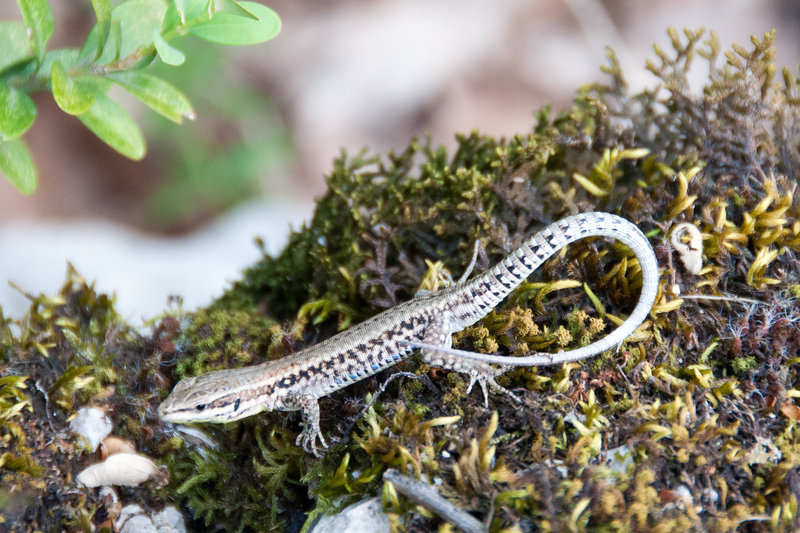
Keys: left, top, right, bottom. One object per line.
{"left": 195, "top": 404, "right": 206, "bottom": 411}
{"left": 233, "top": 398, "right": 241, "bottom": 412}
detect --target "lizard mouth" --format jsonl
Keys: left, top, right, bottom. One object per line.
{"left": 156, "top": 396, "right": 193, "bottom": 423}
{"left": 156, "top": 401, "right": 176, "bottom": 421}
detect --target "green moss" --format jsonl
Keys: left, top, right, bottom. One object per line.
{"left": 0, "top": 266, "right": 155, "bottom": 529}
{"left": 729, "top": 354, "right": 758, "bottom": 374}
{"left": 4, "top": 27, "right": 800, "bottom": 532}
{"left": 173, "top": 308, "right": 279, "bottom": 378}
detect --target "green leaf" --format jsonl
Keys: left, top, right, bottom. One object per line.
{"left": 189, "top": 1, "right": 280, "bottom": 46}
{"left": 0, "top": 138, "right": 37, "bottom": 195}
{"left": 90, "top": 0, "right": 111, "bottom": 60}
{"left": 79, "top": 0, "right": 167, "bottom": 67}
{"left": 0, "top": 83, "right": 36, "bottom": 140}
{"left": 109, "top": 0, "right": 167, "bottom": 58}
{"left": 161, "top": 0, "right": 208, "bottom": 35}
{"left": 107, "top": 70, "right": 194, "bottom": 123}
{"left": 16, "top": 0, "right": 54, "bottom": 64}
{"left": 0, "top": 21, "right": 34, "bottom": 72}
{"left": 173, "top": 0, "right": 188, "bottom": 23}
{"left": 220, "top": 0, "right": 259, "bottom": 19}
{"left": 51, "top": 61, "right": 96, "bottom": 115}
{"left": 110, "top": 18, "right": 122, "bottom": 61}
{"left": 32, "top": 48, "right": 80, "bottom": 87}
{"left": 153, "top": 30, "right": 185, "bottom": 66}
{"left": 77, "top": 92, "right": 146, "bottom": 160}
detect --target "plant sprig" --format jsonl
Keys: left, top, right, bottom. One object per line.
{"left": 0, "top": 0, "right": 281, "bottom": 194}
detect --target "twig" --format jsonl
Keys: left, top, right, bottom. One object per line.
{"left": 383, "top": 468, "right": 486, "bottom": 533}
{"left": 679, "top": 294, "right": 767, "bottom": 306}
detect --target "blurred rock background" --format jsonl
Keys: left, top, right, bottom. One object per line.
{"left": 1, "top": 0, "right": 798, "bottom": 322}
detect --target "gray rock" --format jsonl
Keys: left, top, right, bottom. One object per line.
{"left": 310, "top": 498, "right": 390, "bottom": 533}
{"left": 120, "top": 515, "right": 158, "bottom": 533}
{"left": 117, "top": 504, "right": 187, "bottom": 533}
{"left": 153, "top": 506, "right": 187, "bottom": 533}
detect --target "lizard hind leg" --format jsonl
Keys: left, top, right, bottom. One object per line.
{"left": 416, "top": 318, "right": 519, "bottom": 407}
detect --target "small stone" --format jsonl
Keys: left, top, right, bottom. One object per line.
{"left": 117, "top": 504, "right": 145, "bottom": 529}
{"left": 604, "top": 444, "right": 634, "bottom": 476}
{"left": 121, "top": 514, "right": 158, "bottom": 533}
{"left": 100, "top": 436, "right": 137, "bottom": 457}
{"left": 670, "top": 223, "right": 703, "bottom": 275}
{"left": 310, "top": 498, "right": 390, "bottom": 533}
{"left": 77, "top": 453, "right": 158, "bottom": 487}
{"left": 153, "top": 506, "right": 187, "bottom": 533}
{"left": 673, "top": 484, "right": 693, "bottom": 509}
{"left": 70, "top": 407, "right": 112, "bottom": 451}
{"left": 115, "top": 504, "right": 186, "bottom": 533}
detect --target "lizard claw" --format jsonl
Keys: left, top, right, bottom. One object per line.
{"left": 296, "top": 425, "right": 328, "bottom": 457}
{"left": 287, "top": 394, "right": 328, "bottom": 457}
{"left": 464, "top": 367, "right": 521, "bottom": 407}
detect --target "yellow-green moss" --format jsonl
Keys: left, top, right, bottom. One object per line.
{"left": 3, "top": 27, "right": 800, "bottom": 532}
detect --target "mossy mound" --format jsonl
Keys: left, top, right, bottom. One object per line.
{"left": 2, "top": 28, "right": 799, "bottom": 532}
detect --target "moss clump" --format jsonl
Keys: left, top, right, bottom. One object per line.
{"left": 0, "top": 266, "right": 169, "bottom": 530}
{"left": 199, "top": 28, "right": 800, "bottom": 532}
{"left": 171, "top": 308, "right": 280, "bottom": 378}
{"left": 3, "top": 27, "right": 800, "bottom": 532}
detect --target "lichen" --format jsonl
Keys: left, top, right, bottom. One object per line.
{"left": 3, "top": 27, "right": 800, "bottom": 532}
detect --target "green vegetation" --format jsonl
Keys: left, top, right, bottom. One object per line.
{"left": 0, "top": 0, "right": 280, "bottom": 195}
{"left": 2, "top": 27, "right": 800, "bottom": 532}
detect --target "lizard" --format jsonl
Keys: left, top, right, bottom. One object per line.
{"left": 158, "top": 211, "right": 659, "bottom": 456}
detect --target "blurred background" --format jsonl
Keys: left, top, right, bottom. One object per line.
{"left": 1, "top": 0, "right": 798, "bottom": 322}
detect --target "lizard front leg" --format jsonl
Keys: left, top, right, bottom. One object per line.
{"left": 284, "top": 393, "right": 327, "bottom": 457}
{"left": 416, "top": 317, "right": 519, "bottom": 406}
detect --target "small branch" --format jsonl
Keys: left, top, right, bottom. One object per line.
{"left": 383, "top": 468, "right": 486, "bottom": 533}
{"left": 679, "top": 294, "right": 767, "bottom": 306}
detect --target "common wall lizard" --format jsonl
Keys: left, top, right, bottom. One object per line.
{"left": 158, "top": 212, "right": 659, "bottom": 456}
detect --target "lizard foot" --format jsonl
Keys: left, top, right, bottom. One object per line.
{"left": 464, "top": 366, "right": 521, "bottom": 407}
{"left": 296, "top": 424, "right": 328, "bottom": 457}
{"left": 287, "top": 393, "right": 328, "bottom": 457}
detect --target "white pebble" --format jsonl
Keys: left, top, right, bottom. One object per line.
{"left": 153, "top": 506, "right": 187, "bottom": 533}
{"left": 76, "top": 453, "right": 158, "bottom": 487}
{"left": 70, "top": 407, "right": 112, "bottom": 451}
{"left": 310, "top": 498, "right": 390, "bottom": 533}
{"left": 117, "top": 505, "right": 187, "bottom": 533}
{"left": 117, "top": 504, "right": 146, "bottom": 529}
{"left": 670, "top": 223, "right": 703, "bottom": 275}
{"left": 121, "top": 514, "right": 158, "bottom": 533}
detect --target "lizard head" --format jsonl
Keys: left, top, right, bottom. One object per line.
{"left": 157, "top": 368, "right": 266, "bottom": 424}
